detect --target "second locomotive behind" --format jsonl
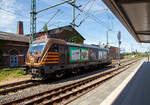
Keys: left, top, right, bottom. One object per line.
{"left": 25, "top": 38, "right": 112, "bottom": 80}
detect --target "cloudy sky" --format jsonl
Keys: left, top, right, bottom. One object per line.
{"left": 0, "top": 0, "right": 149, "bottom": 52}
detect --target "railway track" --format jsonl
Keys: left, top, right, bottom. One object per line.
{"left": 0, "top": 59, "right": 130, "bottom": 96}
{"left": 1, "top": 58, "right": 141, "bottom": 105}
{"left": 0, "top": 80, "right": 42, "bottom": 95}
{"left": 112, "top": 59, "right": 133, "bottom": 66}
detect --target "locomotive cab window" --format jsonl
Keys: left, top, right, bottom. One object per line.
{"left": 28, "top": 42, "right": 46, "bottom": 54}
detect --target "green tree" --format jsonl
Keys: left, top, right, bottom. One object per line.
{"left": 43, "top": 24, "right": 48, "bottom": 32}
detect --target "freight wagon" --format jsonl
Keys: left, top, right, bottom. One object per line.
{"left": 25, "top": 38, "right": 112, "bottom": 80}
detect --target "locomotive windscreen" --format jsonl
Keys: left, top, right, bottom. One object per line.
{"left": 28, "top": 42, "right": 46, "bottom": 53}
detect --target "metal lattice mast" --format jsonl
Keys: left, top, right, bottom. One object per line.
{"left": 72, "top": 0, "right": 75, "bottom": 28}
{"left": 30, "top": 0, "right": 73, "bottom": 43}
{"left": 30, "top": 0, "right": 36, "bottom": 42}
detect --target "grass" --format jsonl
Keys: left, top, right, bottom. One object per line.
{"left": 0, "top": 67, "right": 28, "bottom": 82}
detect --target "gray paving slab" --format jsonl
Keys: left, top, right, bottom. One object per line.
{"left": 112, "top": 60, "right": 150, "bottom": 105}
{"left": 68, "top": 59, "right": 145, "bottom": 105}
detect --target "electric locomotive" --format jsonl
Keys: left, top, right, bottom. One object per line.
{"left": 25, "top": 38, "right": 112, "bottom": 80}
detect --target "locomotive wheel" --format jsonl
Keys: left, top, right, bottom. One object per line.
{"left": 72, "top": 69, "right": 78, "bottom": 74}
{"left": 56, "top": 72, "right": 64, "bottom": 78}
{"left": 72, "top": 71, "right": 77, "bottom": 74}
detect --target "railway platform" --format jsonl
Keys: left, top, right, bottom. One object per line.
{"left": 68, "top": 58, "right": 148, "bottom": 105}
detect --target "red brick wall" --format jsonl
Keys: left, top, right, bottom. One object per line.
{"left": 18, "top": 56, "right": 24, "bottom": 66}
{"left": 109, "top": 47, "right": 120, "bottom": 59}
{"left": 1, "top": 40, "right": 29, "bottom": 67}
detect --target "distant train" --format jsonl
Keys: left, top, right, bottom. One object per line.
{"left": 25, "top": 38, "right": 112, "bottom": 80}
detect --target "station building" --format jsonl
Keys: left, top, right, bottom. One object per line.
{"left": 0, "top": 21, "right": 29, "bottom": 67}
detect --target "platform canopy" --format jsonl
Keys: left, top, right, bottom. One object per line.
{"left": 102, "top": 0, "right": 150, "bottom": 43}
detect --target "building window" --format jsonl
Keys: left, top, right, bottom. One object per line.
{"left": 9, "top": 49, "right": 19, "bottom": 55}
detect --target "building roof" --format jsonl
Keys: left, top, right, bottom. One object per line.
{"left": 103, "top": 0, "right": 150, "bottom": 43}
{"left": 37, "top": 25, "right": 85, "bottom": 40}
{"left": 0, "top": 31, "right": 30, "bottom": 43}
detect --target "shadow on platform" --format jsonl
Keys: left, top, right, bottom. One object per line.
{"left": 112, "top": 61, "right": 150, "bottom": 105}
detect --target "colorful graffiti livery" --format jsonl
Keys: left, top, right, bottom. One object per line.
{"left": 69, "top": 47, "right": 80, "bottom": 62}
{"left": 80, "top": 48, "right": 89, "bottom": 61}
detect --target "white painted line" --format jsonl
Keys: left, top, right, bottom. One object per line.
{"left": 100, "top": 59, "right": 144, "bottom": 105}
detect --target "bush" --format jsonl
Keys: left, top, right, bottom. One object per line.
{"left": 0, "top": 68, "right": 28, "bottom": 82}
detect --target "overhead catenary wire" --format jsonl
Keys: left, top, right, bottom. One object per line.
{"left": 0, "top": 7, "right": 31, "bottom": 25}
{"left": 37, "top": 9, "right": 63, "bottom": 19}
{"left": 47, "top": 21, "right": 61, "bottom": 28}
{"left": 38, "top": 9, "right": 61, "bottom": 32}
{"left": 71, "top": 0, "right": 93, "bottom": 23}
{"left": 77, "top": 0, "right": 97, "bottom": 27}
{"left": 45, "top": 9, "right": 60, "bottom": 25}
{"left": 97, "top": 0, "right": 114, "bottom": 29}
{"left": 0, "top": 0, "right": 113, "bottom": 33}
{"left": 39, "top": 0, "right": 110, "bottom": 31}
{"left": 71, "top": 1, "right": 110, "bottom": 29}
{"left": 0, "top": 7, "right": 29, "bottom": 18}
{"left": 67, "top": 0, "right": 110, "bottom": 29}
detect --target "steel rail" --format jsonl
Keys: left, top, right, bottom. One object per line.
{"left": 1, "top": 58, "right": 141, "bottom": 105}
{"left": 0, "top": 80, "right": 41, "bottom": 95}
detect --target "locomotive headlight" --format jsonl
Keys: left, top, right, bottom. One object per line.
{"left": 30, "top": 57, "right": 34, "bottom": 63}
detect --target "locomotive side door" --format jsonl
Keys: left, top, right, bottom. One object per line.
{"left": 59, "top": 44, "right": 66, "bottom": 64}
